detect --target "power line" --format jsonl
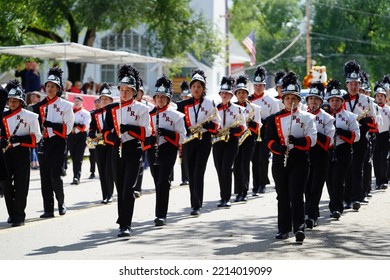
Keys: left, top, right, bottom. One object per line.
{"left": 311, "top": 1, "right": 390, "bottom": 19}
{"left": 311, "top": 32, "right": 390, "bottom": 47}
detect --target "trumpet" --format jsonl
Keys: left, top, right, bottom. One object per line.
{"left": 212, "top": 112, "right": 243, "bottom": 145}
{"left": 183, "top": 107, "right": 217, "bottom": 144}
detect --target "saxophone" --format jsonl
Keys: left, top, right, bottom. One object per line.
{"left": 356, "top": 96, "right": 371, "bottom": 122}
{"left": 212, "top": 111, "right": 243, "bottom": 145}
{"left": 238, "top": 101, "right": 255, "bottom": 146}
{"left": 86, "top": 133, "right": 104, "bottom": 148}
{"left": 183, "top": 107, "right": 217, "bottom": 144}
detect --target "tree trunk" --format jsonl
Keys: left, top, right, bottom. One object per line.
{"left": 66, "top": 62, "right": 86, "bottom": 84}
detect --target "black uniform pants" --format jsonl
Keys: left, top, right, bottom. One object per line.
{"left": 147, "top": 143, "right": 178, "bottom": 218}
{"left": 38, "top": 136, "right": 66, "bottom": 213}
{"left": 234, "top": 135, "right": 255, "bottom": 197}
{"left": 272, "top": 153, "right": 308, "bottom": 233}
{"left": 251, "top": 141, "right": 270, "bottom": 191}
{"left": 68, "top": 132, "right": 87, "bottom": 180}
{"left": 134, "top": 151, "right": 145, "bottom": 193}
{"left": 373, "top": 132, "right": 389, "bottom": 187}
{"left": 182, "top": 132, "right": 212, "bottom": 209}
{"left": 327, "top": 144, "right": 352, "bottom": 214}
{"left": 305, "top": 148, "right": 329, "bottom": 220}
{"left": 3, "top": 146, "right": 30, "bottom": 222}
{"left": 213, "top": 138, "right": 239, "bottom": 202}
{"left": 89, "top": 148, "right": 96, "bottom": 174}
{"left": 95, "top": 145, "right": 114, "bottom": 200}
{"left": 112, "top": 140, "right": 142, "bottom": 228}
{"left": 345, "top": 135, "right": 368, "bottom": 203}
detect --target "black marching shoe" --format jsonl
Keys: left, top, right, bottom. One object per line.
{"left": 252, "top": 189, "right": 259, "bottom": 196}
{"left": 154, "top": 218, "right": 166, "bottom": 226}
{"left": 190, "top": 207, "right": 201, "bottom": 216}
{"left": 259, "top": 186, "right": 266, "bottom": 194}
{"left": 295, "top": 230, "right": 305, "bottom": 243}
{"left": 117, "top": 226, "right": 132, "bottom": 237}
{"left": 217, "top": 200, "right": 231, "bottom": 208}
{"left": 71, "top": 178, "right": 79, "bottom": 185}
{"left": 234, "top": 195, "right": 241, "bottom": 202}
{"left": 7, "top": 217, "right": 14, "bottom": 224}
{"left": 40, "top": 212, "right": 55, "bottom": 218}
{"left": 240, "top": 195, "right": 247, "bottom": 202}
{"left": 352, "top": 201, "right": 361, "bottom": 210}
{"left": 11, "top": 221, "right": 24, "bottom": 227}
{"left": 380, "top": 184, "right": 388, "bottom": 190}
{"left": 330, "top": 211, "right": 341, "bottom": 219}
{"left": 59, "top": 205, "right": 67, "bottom": 215}
{"left": 344, "top": 202, "right": 352, "bottom": 209}
{"left": 180, "top": 180, "right": 189, "bottom": 186}
{"left": 305, "top": 218, "right": 314, "bottom": 229}
{"left": 89, "top": 173, "right": 95, "bottom": 179}
{"left": 275, "top": 232, "right": 289, "bottom": 240}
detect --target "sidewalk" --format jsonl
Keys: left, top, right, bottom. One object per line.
{"left": 0, "top": 155, "right": 389, "bottom": 260}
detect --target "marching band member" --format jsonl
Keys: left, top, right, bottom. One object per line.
{"left": 68, "top": 96, "right": 91, "bottom": 185}
{"left": 373, "top": 82, "right": 390, "bottom": 190}
{"left": 305, "top": 82, "right": 335, "bottom": 228}
{"left": 177, "top": 69, "right": 220, "bottom": 216}
{"left": 88, "top": 83, "right": 115, "bottom": 204}
{"left": 212, "top": 76, "right": 246, "bottom": 208}
{"left": 179, "top": 80, "right": 191, "bottom": 186}
{"left": 33, "top": 67, "right": 75, "bottom": 218}
{"left": 0, "top": 85, "right": 7, "bottom": 198}
{"left": 102, "top": 64, "right": 151, "bottom": 237}
{"left": 87, "top": 98, "right": 101, "bottom": 180}
{"left": 265, "top": 72, "right": 317, "bottom": 242}
{"left": 233, "top": 75, "right": 262, "bottom": 202}
{"left": 326, "top": 80, "right": 360, "bottom": 219}
{"left": 274, "top": 70, "right": 285, "bottom": 109}
{"left": 145, "top": 75, "right": 186, "bottom": 226}
{"left": 248, "top": 66, "right": 280, "bottom": 195}
{"left": 342, "top": 60, "right": 378, "bottom": 211}
{"left": 1, "top": 80, "right": 41, "bottom": 226}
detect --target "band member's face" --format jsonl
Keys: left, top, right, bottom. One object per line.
{"left": 276, "top": 85, "right": 283, "bottom": 96}
{"left": 235, "top": 89, "right": 248, "bottom": 103}
{"left": 154, "top": 94, "right": 169, "bottom": 108}
{"left": 119, "top": 85, "right": 135, "bottom": 102}
{"left": 282, "top": 94, "right": 300, "bottom": 111}
{"left": 8, "top": 98, "right": 23, "bottom": 110}
{"left": 99, "top": 96, "right": 112, "bottom": 107}
{"left": 219, "top": 91, "right": 232, "bottom": 104}
{"left": 45, "top": 82, "right": 60, "bottom": 98}
{"left": 253, "top": 83, "right": 265, "bottom": 96}
{"left": 328, "top": 97, "right": 343, "bottom": 110}
{"left": 73, "top": 98, "right": 83, "bottom": 109}
{"left": 346, "top": 81, "right": 360, "bottom": 95}
{"left": 375, "top": 93, "right": 386, "bottom": 105}
{"left": 136, "top": 90, "right": 144, "bottom": 101}
{"left": 307, "top": 96, "right": 322, "bottom": 110}
{"left": 190, "top": 81, "right": 204, "bottom": 100}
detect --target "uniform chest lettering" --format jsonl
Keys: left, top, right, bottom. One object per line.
{"left": 126, "top": 107, "right": 140, "bottom": 121}
{"left": 162, "top": 113, "right": 174, "bottom": 126}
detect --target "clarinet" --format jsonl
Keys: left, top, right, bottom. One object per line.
{"left": 284, "top": 102, "right": 295, "bottom": 167}
{"left": 332, "top": 108, "right": 337, "bottom": 162}
{"left": 38, "top": 103, "right": 49, "bottom": 154}
{"left": 154, "top": 109, "right": 160, "bottom": 165}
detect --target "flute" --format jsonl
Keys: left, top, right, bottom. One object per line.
{"left": 284, "top": 102, "right": 295, "bottom": 167}
{"left": 118, "top": 100, "right": 123, "bottom": 158}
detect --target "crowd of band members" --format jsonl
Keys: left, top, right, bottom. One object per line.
{"left": 0, "top": 60, "right": 389, "bottom": 243}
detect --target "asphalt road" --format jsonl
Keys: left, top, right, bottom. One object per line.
{"left": 1, "top": 154, "right": 390, "bottom": 261}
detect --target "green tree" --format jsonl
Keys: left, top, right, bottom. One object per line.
{"left": 0, "top": 0, "right": 221, "bottom": 82}
{"left": 310, "top": 0, "right": 390, "bottom": 84}
{"left": 230, "top": 0, "right": 306, "bottom": 79}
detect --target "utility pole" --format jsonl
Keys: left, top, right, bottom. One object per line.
{"left": 225, "top": 0, "right": 230, "bottom": 76}
{"left": 305, "top": 0, "right": 312, "bottom": 74}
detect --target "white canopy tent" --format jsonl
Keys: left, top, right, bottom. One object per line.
{"left": 0, "top": 42, "right": 172, "bottom": 64}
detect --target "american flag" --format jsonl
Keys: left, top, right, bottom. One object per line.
{"left": 242, "top": 31, "right": 256, "bottom": 66}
